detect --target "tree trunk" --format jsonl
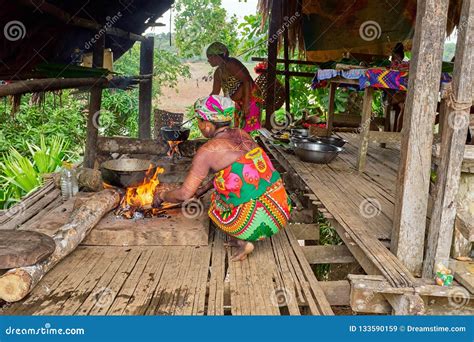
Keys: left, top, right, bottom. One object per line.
{"left": 0, "top": 189, "right": 120, "bottom": 302}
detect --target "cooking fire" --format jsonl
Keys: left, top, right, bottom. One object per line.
{"left": 103, "top": 164, "right": 174, "bottom": 219}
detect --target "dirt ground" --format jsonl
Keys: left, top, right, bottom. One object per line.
{"left": 156, "top": 61, "right": 257, "bottom": 114}
{"left": 156, "top": 62, "right": 214, "bottom": 113}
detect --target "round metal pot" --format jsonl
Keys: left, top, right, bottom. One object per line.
{"left": 100, "top": 158, "right": 158, "bottom": 188}
{"left": 294, "top": 142, "right": 343, "bottom": 164}
{"left": 313, "top": 136, "right": 347, "bottom": 147}
{"left": 290, "top": 128, "right": 309, "bottom": 137}
{"left": 160, "top": 126, "right": 190, "bottom": 142}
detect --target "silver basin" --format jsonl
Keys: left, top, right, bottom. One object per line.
{"left": 313, "top": 136, "right": 347, "bottom": 147}
{"left": 295, "top": 142, "right": 343, "bottom": 164}
{"left": 290, "top": 128, "right": 309, "bottom": 137}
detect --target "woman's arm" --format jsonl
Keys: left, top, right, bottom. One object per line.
{"left": 157, "top": 148, "right": 211, "bottom": 204}
{"left": 211, "top": 68, "right": 222, "bottom": 95}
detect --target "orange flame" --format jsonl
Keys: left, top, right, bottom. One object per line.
{"left": 167, "top": 141, "right": 182, "bottom": 157}
{"left": 122, "top": 165, "right": 164, "bottom": 210}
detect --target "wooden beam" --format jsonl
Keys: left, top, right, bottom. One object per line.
{"left": 287, "top": 223, "right": 320, "bottom": 241}
{"left": 302, "top": 245, "right": 355, "bottom": 264}
{"left": 97, "top": 136, "right": 205, "bottom": 157}
{"left": 423, "top": 0, "right": 474, "bottom": 278}
{"left": 392, "top": 0, "right": 449, "bottom": 275}
{"left": 0, "top": 78, "right": 107, "bottom": 97}
{"left": 251, "top": 57, "right": 319, "bottom": 66}
{"left": 367, "top": 131, "right": 402, "bottom": 144}
{"left": 138, "top": 37, "right": 154, "bottom": 139}
{"left": 264, "top": 0, "right": 281, "bottom": 129}
{"left": 18, "top": 0, "right": 146, "bottom": 42}
{"left": 319, "top": 280, "right": 351, "bottom": 306}
{"left": 357, "top": 87, "right": 374, "bottom": 171}
{"left": 283, "top": 23, "right": 290, "bottom": 113}
{"left": 450, "top": 260, "right": 474, "bottom": 294}
{"left": 84, "top": 34, "right": 105, "bottom": 169}
{"left": 326, "top": 83, "right": 337, "bottom": 136}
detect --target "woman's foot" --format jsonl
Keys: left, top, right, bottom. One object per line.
{"left": 223, "top": 236, "right": 239, "bottom": 248}
{"left": 230, "top": 240, "right": 254, "bottom": 261}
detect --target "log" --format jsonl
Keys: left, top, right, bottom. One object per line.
{"left": 97, "top": 136, "right": 206, "bottom": 157}
{"left": 0, "top": 189, "right": 120, "bottom": 302}
{"left": 52, "top": 168, "right": 104, "bottom": 192}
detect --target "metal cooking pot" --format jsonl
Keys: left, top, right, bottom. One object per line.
{"left": 100, "top": 158, "right": 158, "bottom": 188}
{"left": 290, "top": 128, "right": 309, "bottom": 137}
{"left": 294, "top": 142, "right": 343, "bottom": 164}
{"left": 313, "top": 136, "right": 347, "bottom": 148}
{"left": 160, "top": 126, "right": 190, "bottom": 142}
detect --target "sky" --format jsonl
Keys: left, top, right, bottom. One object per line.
{"left": 148, "top": 0, "right": 259, "bottom": 34}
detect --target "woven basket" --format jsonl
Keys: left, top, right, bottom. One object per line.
{"left": 255, "top": 74, "right": 286, "bottom": 111}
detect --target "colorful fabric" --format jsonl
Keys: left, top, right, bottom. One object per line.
{"left": 209, "top": 179, "right": 291, "bottom": 241}
{"left": 316, "top": 69, "right": 338, "bottom": 81}
{"left": 234, "top": 83, "right": 263, "bottom": 132}
{"left": 222, "top": 74, "right": 242, "bottom": 98}
{"left": 208, "top": 147, "right": 291, "bottom": 241}
{"left": 194, "top": 95, "right": 235, "bottom": 123}
{"left": 359, "top": 69, "right": 408, "bottom": 91}
{"left": 206, "top": 42, "right": 229, "bottom": 57}
{"left": 341, "top": 69, "right": 366, "bottom": 79}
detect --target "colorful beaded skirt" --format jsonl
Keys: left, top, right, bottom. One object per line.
{"left": 208, "top": 179, "right": 291, "bottom": 242}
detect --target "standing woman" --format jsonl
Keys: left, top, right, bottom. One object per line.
{"left": 206, "top": 42, "right": 262, "bottom": 132}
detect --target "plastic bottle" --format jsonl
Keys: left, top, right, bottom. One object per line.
{"left": 60, "top": 162, "right": 78, "bottom": 200}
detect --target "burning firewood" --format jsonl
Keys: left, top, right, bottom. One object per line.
{"left": 0, "top": 189, "right": 120, "bottom": 302}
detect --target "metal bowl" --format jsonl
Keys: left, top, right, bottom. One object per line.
{"left": 290, "top": 136, "right": 322, "bottom": 149}
{"left": 313, "top": 136, "right": 347, "bottom": 147}
{"left": 294, "top": 142, "right": 343, "bottom": 164}
{"left": 101, "top": 158, "right": 158, "bottom": 188}
{"left": 290, "top": 128, "right": 309, "bottom": 137}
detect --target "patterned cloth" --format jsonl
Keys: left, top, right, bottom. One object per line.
{"left": 194, "top": 95, "right": 235, "bottom": 123}
{"left": 359, "top": 69, "right": 408, "bottom": 91}
{"left": 208, "top": 147, "right": 291, "bottom": 241}
{"left": 234, "top": 83, "right": 263, "bottom": 132}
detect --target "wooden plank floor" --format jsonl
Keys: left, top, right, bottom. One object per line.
{"left": 1, "top": 228, "right": 333, "bottom": 316}
{"left": 259, "top": 131, "right": 417, "bottom": 288}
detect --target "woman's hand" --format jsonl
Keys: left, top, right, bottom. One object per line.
{"left": 152, "top": 191, "right": 164, "bottom": 208}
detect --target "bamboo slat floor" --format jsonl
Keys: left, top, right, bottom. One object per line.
{"left": 1, "top": 228, "right": 333, "bottom": 316}
{"left": 259, "top": 130, "right": 417, "bottom": 288}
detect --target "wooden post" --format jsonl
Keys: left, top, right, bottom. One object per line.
{"left": 139, "top": 37, "right": 154, "bottom": 139}
{"left": 391, "top": 0, "right": 449, "bottom": 275}
{"left": 84, "top": 34, "right": 105, "bottom": 169}
{"left": 422, "top": 0, "right": 473, "bottom": 278}
{"left": 265, "top": 0, "right": 282, "bottom": 129}
{"left": 283, "top": 0, "right": 290, "bottom": 115}
{"left": 357, "top": 87, "right": 374, "bottom": 171}
{"left": 327, "top": 83, "right": 337, "bottom": 136}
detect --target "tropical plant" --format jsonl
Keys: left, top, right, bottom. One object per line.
{"left": 174, "top": 0, "right": 239, "bottom": 58}
{"left": 0, "top": 136, "right": 69, "bottom": 201}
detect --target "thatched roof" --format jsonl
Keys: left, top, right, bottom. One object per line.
{"left": 258, "top": 0, "right": 462, "bottom": 61}
{"left": 0, "top": 0, "right": 173, "bottom": 79}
